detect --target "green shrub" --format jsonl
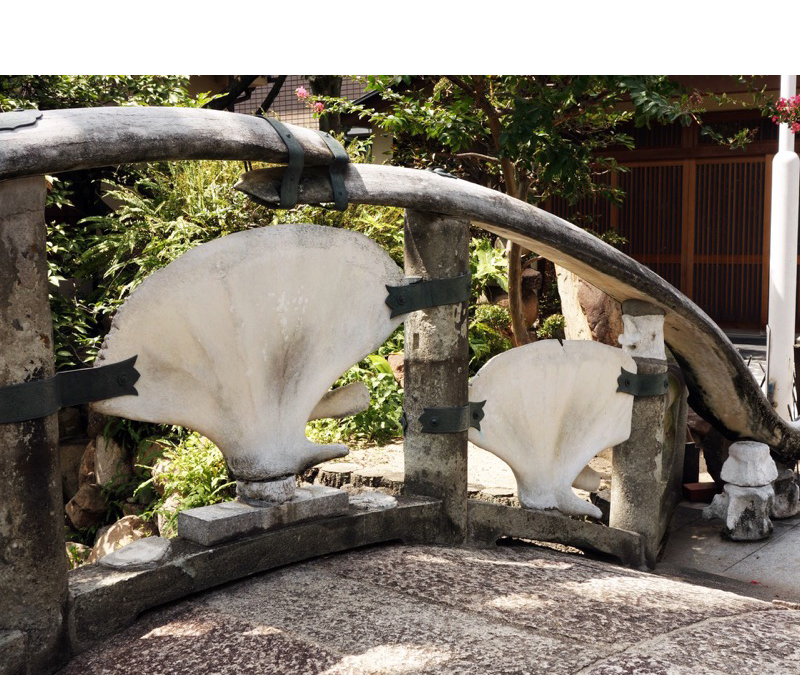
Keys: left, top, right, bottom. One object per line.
{"left": 469, "top": 304, "right": 512, "bottom": 372}
{"left": 537, "top": 313, "right": 566, "bottom": 339}
{"left": 137, "top": 433, "right": 235, "bottom": 537}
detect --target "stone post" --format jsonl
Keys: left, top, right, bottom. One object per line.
{"left": 0, "top": 177, "right": 68, "bottom": 673}
{"left": 402, "top": 210, "right": 470, "bottom": 544}
{"left": 610, "top": 300, "right": 686, "bottom": 569}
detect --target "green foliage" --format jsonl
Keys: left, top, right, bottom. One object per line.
{"left": 537, "top": 313, "right": 566, "bottom": 340}
{"left": 306, "top": 355, "right": 405, "bottom": 447}
{"left": 66, "top": 542, "right": 90, "bottom": 570}
{"left": 469, "top": 304, "right": 512, "bottom": 372}
{"left": 0, "top": 75, "right": 197, "bottom": 112}
{"left": 137, "top": 433, "right": 235, "bottom": 537}
{"left": 280, "top": 201, "right": 405, "bottom": 266}
{"left": 47, "top": 160, "right": 269, "bottom": 369}
{"left": 325, "top": 76, "right": 715, "bottom": 203}
{"left": 470, "top": 237, "right": 508, "bottom": 297}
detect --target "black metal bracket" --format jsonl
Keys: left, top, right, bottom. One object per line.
{"left": 617, "top": 368, "right": 670, "bottom": 397}
{"left": 314, "top": 129, "right": 350, "bottom": 211}
{"left": 256, "top": 116, "right": 351, "bottom": 212}
{"left": 259, "top": 116, "right": 305, "bottom": 209}
{"left": 418, "top": 400, "right": 486, "bottom": 434}
{"left": 0, "top": 108, "right": 43, "bottom": 132}
{"left": 0, "top": 356, "right": 139, "bottom": 424}
{"left": 385, "top": 273, "right": 471, "bottom": 318}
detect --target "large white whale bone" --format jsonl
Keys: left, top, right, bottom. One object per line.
{"left": 468, "top": 340, "right": 637, "bottom": 518}
{"left": 93, "top": 224, "right": 404, "bottom": 497}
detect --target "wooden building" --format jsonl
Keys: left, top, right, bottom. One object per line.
{"left": 549, "top": 76, "right": 800, "bottom": 331}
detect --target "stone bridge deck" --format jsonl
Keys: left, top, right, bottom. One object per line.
{"left": 58, "top": 543, "right": 800, "bottom": 674}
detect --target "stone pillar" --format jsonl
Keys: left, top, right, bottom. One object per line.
{"left": 0, "top": 177, "right": 68, "bottom": 672}
{"left": 610, "top": 300, "right": 686, "bottom": 569}
{"left": 402, "top": 210, "right": 470, "bottom": 544}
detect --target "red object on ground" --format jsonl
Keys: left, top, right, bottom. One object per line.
{"left": 682, "top": 481, "right": 722, "bottom": 503}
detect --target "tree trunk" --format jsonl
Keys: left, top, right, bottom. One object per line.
{"left": 508, "top": 241, "right": 533, "bottom": 345}
{"left": 308, "top": 76, "right": 342, "bottom": 134}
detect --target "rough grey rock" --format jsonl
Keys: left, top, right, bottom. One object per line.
{"left": 60, "top": 439, "right": 89, "bottom": 502}
{"left": 94, "top": 435, "right": 131, "bottom": 486}
{"left": 348, "top": 491, "right": 398, "bottom": 510}
{"left": 87, "top": 515, "right": 157, "bottom": 564}
{"left": 556, "top": 266, "right": 623, "bottom": 346}
{"left": 771, "top": 468, "right": 800, "bottom": 519}
{"left": 0, "top": 630, "right": 26, "bottom": 675}
{"left": 99, "top": 537, "right": 171, "bottom": 570}
{"left": 78, "top": 440, "right": 96, "bottom": 487}
{"left": 58, "top": 407, "right": 83, "bottom": 440}
{"left": 65, "top": 483, "right": 106, "bottom": 530}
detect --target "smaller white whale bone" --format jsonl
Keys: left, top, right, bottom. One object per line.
{"left": 468, "top": 340, "right": 636, "bottom": 518}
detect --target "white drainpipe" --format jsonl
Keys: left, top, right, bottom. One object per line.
{"left": 766, "top": 75, "right": 800, "bottom": 420}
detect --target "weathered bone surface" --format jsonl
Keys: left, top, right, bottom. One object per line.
{"left": 237, "top": 164, "right": 800, "bottom": 462}
{"left": 309, "top": 382, "right": 370, "bottom": 421}
{"left": 467, "top": 340, "right": 636, "bottom": 518}
{"left": 3, "top": 108, "right": 797, "bottom": 460}
{"left": 93, "top": 224, "right": 404, "bottom": 485}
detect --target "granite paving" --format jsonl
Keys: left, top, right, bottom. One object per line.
{"left": 57, "top": 543, "right": 800, "bottom": 674}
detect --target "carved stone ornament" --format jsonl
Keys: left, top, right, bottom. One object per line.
{"left": 93, "top": 224, "right": 405, "bottom": 501}
{"left": 468, "top": 340, "right": 636, "bottom": 518}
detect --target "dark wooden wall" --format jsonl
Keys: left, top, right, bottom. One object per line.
{"left": 548, "top": 112, "right": 800, "bottom": 331}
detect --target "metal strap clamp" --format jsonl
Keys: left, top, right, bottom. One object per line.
{"left": 0, "top": 356, "right": 139, "bottom": 424}
{"left": 418, "top": 400, "right": 486, "bottom": 434}
{"left": 616, "top": 368, "right": 670, "bottom": 397}
{"left": 259, "top": 116, "right": 305, "bottom": 209}
{"left": 385, "top": 273, "right": 471, "bottom": 318}
{"left": 258, "top": 116, "right": 350, "bottom": 211}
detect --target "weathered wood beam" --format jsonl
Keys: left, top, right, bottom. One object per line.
{"left": 0, "top": 107, "right": 333, "bottom": 181}
{"left": 237, "top": 164, "right": 800, "bottom": 463}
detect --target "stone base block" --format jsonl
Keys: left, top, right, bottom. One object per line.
{"left": 178, "top": 485, "right": 349, "bottom": 546}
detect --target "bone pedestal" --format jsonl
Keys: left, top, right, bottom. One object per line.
{"left": 703, "top": 441, "right": 777, "bottom": 540}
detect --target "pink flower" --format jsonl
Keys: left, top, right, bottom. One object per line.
{"left": 295, "top": 86, "right": 308, "bottom": 100}
{"left": 791, "top": 122, "right": 800, "bottom": 134}
{"left": 313, "top": 101, "right": 325, "bottom": 113}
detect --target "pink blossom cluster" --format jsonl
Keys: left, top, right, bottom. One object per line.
{"left": 771, "top": 95, "right": 800, "bottom": 133}
{"left": 295, "top": 85, "right": 325, "bottom": 114}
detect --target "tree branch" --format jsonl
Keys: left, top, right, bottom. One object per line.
{"left": 445, "top": 75, "right": 476, "bottom": 97}
{"left": 454, "top": 152, "right": 501, "bottom": 164}
{"left": 205, "top": 76, "right": 260, "bottom": 111}
{"left": 258, "top": 76, "right": 287, "bottom": 114}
